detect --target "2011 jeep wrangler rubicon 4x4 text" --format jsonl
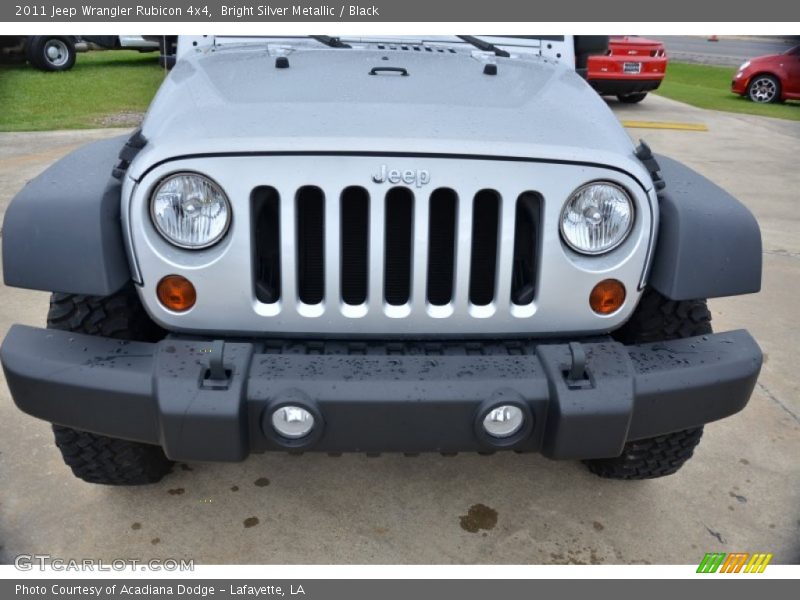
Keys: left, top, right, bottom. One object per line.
{"left": 0, "top": 36, "right": 763, "bottom": 485}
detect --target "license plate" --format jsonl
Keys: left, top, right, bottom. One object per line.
{"left": 623, "top": 62, "right": 642, "bottom": 74}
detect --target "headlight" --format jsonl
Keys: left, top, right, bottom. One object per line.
{"left": 560, "top": 182, "right": 633, "bottom": 255}
{"left": 739, "top": 60, "right": 751, "bottom": 71}
{"left": 150, "top": 173, "right": 231, "bottom": 249}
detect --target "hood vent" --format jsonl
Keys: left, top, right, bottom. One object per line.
{"left": 376, "top": 44, "right": 456, "bottom": 54}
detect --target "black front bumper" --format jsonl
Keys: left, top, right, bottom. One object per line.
{"left": 1, "top": 325, "right": 761, "bottom": 462}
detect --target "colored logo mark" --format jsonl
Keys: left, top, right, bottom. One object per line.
{"left": 697, "top": 552, "right": 773, "bottom": 573}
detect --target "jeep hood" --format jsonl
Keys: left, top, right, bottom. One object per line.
{"left": 132, "top": 45, "right": 647, "bottom": 181}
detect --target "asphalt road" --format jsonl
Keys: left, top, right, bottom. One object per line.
{"left": 650, "top": 35, "right": 797, "bottom": 66}
{"left": 0, "top": 96, "right": 798, "bottom": 566}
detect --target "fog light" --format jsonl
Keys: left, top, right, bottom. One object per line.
{"left": 271, "top": 405, "right": 315, "bottom": 439}
{"left": 482, "top": 405, "right": 524, "bottom": 438}
{"left": 589, "top": 279, "right": 626, "bottom": 315}
{"left": 157, "top": 275, "right": 196, "bottom": 312}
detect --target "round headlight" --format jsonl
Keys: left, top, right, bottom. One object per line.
{"left": 151, "top": 173, "right": 230, "bottom": 249}
{"left": 560, "top": 182, "right": 633, "bottom": 255}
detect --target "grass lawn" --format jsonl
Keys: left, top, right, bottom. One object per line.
{"left": 2, "top": 53, "right": 798, "bottom": 131}
{"left": 0, "top": 50, "right": 166, "bottom": 131}
{"left": 655, "top": 62, "right": 800, "bottom": 121}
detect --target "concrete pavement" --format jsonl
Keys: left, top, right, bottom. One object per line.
{"left": 0, "top": 95, "right": 798, "bottom": 565}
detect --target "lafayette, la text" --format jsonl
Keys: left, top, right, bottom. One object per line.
{"left": 221, "top": 4, "right": 379, "bottom": 17}
{"left": 17, "top": 584, "right": 306, "bottom": 597}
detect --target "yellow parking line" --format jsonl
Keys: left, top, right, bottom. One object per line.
{"left": 622, "top": 120, "right": 708, "bottom": 131}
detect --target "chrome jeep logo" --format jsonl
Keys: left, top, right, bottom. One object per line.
{"left": 372, "top": 165, "right": 431, "bottom": 188}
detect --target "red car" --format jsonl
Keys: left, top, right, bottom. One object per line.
{"left": 587, "top": 36, "right": 668, "bottom": 103}
{"left": 731, "top": 45, "right": 800, "bottom": 103}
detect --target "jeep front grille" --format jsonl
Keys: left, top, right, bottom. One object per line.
{"left": 252, "top": 186, "right": 541, "bottom": 319}
{"left": 132, "top": 155, "right": 652, "bottom": 336}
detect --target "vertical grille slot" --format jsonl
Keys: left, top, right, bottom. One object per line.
{"left": 296, "top": 186, "right": 325, "bottom": 305}
{"left": 469, "top": 190, "right": 500, "bottom": 306}
{"left": 252, "top": 186, "right": 281, "bottom": 303}
{"left": 426, "top": 188, "right": 457, "bottom": 306}
{"left": 340, "top": 186, "right": 369, "bottom": 305}
{"left": 383, "top": 187, "right": 414, "bottom": 306}
{"left": 512, "top": 192, "right": 541, "bottom": 305}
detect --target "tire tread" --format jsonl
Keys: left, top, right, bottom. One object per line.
{"left": 612, "top": 289, "right": 711, "bottom": 345}
{"left": 585, "top": 289, "right": 712, "bottom": 480}
{"left": 46, "top": 285, "right": 171, "bottom": 485}
{"left": 53, "top": 425, "right": 172, "bottom": 485}
{"left": 583, "top": 427, "right": 704, "bottom": 480}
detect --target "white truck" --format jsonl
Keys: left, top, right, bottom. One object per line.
{"left": 0, "top": 35, "right": 163, "bottom": 71}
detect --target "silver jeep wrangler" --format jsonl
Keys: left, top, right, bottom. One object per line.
{"left": 1, "top": 36, "right": 763, "bottom": 485}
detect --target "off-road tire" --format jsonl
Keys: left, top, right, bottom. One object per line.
{"left": 46, "top": 285, "right": 172, "bottom": 485}
{"left": 47, "top": 285, "right": 165, "bottom": 342}
{"left": 584, "top": 427, "right": 704, "bottom": 479}
{"left": 53, "top": 425, "right": 173, "bottom": 485}
{"left": 610, "top": 288, "right": 712, "bottom": 345}
{"left": 583, "top": 289, "right": 712, "bottom": 479}
{"left": 617, "top": 92, "right": 648, "bottom": 104}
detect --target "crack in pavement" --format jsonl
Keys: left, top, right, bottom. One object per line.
{"left": 764, "top": 249, "right": 800, "bottom": 260}
{"left": 757, "top": 382, "right": 800, "bottom": 425}
{"left": 704, "top": 525, "right": 725, "bottom": 544}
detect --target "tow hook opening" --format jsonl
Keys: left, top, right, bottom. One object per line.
{"left": 201, "top": 339, "right": 232, "bottom": 390}
{"left": 564, "top": 341, "right": 593, "bottom": 390}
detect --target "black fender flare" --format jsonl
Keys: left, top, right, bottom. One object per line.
{"left": 648, "top": 155, "right": 762, "bottom": 301}
{"left": 2, "top": 136, "right": 132, "bottom": 296}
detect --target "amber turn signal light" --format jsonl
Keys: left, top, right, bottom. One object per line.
{"left": 589, "top": 279, "right": 626, "bottom": 315}
{"left": 157, "top": 275, "right": 196, "bottom": 312}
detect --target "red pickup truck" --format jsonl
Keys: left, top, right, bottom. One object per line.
{"left": 587, "top": 36, "right": 668, "bottom": 103}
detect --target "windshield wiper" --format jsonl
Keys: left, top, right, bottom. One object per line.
{"left": 456, "top": 35, "right": 510, "bottom": 58}
{"left": 310, "top": 36, "right": 351, "bottom": 49}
